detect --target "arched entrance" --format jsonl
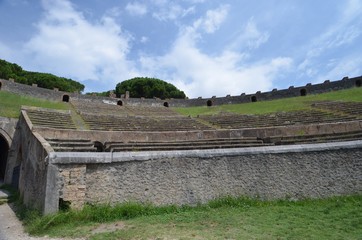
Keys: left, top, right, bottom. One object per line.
{"left": 300, "top": 88, "right": 307, "bottom": 96}
{"left": 356, "top": 80, "right": 361, "bottom": 87}
{"left": 0, "top": 134, "right": 9, "bottom": 181}
{"left": 207, "top": 100, "right": 213, "bottom": 107}
{"left": 251, "top": 96, "right": 257, "bottom": 102}
{"left": 62, "top": 95, "right": 70, "bottom": 102}
{"left": 117, "top": 100, "right": 123, "bottom": 106}
{"left": 0, "top": 81, "right": 2, "bottom": 90}
{"left": 163, "top": 102, "right": 169, "bottom": 107}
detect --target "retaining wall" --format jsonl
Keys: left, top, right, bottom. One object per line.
{"left": 45, "top": 141, "right": 362, "bottom": 213}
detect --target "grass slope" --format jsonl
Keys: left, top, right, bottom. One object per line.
{"left": 14, "top": 195, "right": 362, "bottom": 240}
{"left": 175, "top": 87, "right": 362, "bottom": 117}
{"left": 0, "top": 91, "right": 70, "bottom": 118}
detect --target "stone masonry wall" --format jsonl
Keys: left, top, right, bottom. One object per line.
{"left": 59, "top": 164, "right": 87, "bottom": 209}
{"left": 1, "top": 75, "right": 361, "bottom": 107}
{"left": 47, "top": 141, "right": 362, "bottom": 212}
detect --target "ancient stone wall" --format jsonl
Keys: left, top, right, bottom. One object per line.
{"left": 1, "top": 75, "right": 361, "bottom": 107}
{"left": 4, "top": 112, "right": 53, "bottom": 212}
{"left": 45, "top": 141, "right": 362, "bottom": 213}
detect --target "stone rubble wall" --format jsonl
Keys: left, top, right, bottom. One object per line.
{"left": 46, "top": 141, "right": 362, "bottom": 213}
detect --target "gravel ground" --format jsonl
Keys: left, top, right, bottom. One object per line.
{"left": 0, "top": 185, "right": 84, "bottom": 240}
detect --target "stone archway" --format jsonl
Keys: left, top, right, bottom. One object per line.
{"left": 117, "top": 100, "right": 123, "bottom": 106}
{"left": 0, "top": 81, "right": 2, "bottom": 90}
{"left": 0, "top": 134, "right": 9, "bottom": 181}
{"left": 163, "top": 102, "right": 169, "bottom": 107}
{"left": 207, "top": 100, "right": 213, "bottom": 107}
{"left": 251, "top": 96, "right": 257, "bottom": 102}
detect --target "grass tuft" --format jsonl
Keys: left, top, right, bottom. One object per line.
{"left": 0, "top": 91, "right": 70, "bottom": 118}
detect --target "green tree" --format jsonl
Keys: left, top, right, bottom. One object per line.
{"left": 0, "top": 59, "right": 85, "bottom": 93}
{"left": 115, "top": 77, "right": 186, "bottom": 99}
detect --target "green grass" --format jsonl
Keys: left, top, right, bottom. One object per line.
{"left": 12, "top": 194, "right": 362, "bottom": 240}
{"left": 0, "top": 91, "right": 70, "bottom": 118}
{"left": 175, "top": 87, "right": 362, "bottom": 117}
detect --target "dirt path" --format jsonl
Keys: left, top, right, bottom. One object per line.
{"left": 0, "top": 187, "right": 83, "bottom": 240}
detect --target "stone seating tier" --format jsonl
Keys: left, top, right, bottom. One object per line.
{"left": 125, "top": 105, "right": 180, "bottom": 116}
{"left": 25, "top": 109, "right": 76, "bottom": 129}
{"left": 71, "top": 99, "right": 180, "bottom": 117}
{"left": 71, "top": 100, "right": 129, "bottom": 116}
{"left": 81, "top": 114, "right": 213, "bottom": 131}
{"left": 104, "top": 137, "right": 273, "bottom": 152}
{"left": 266, "top": 130, "right": 362, "bottom": 145}
{"left": 311, "top": 101, "right": 362, "bottom": 117}
{"left": 45, "top": 138, "right": 97, "bottom": 152}
{"left": 199, "top": 109, "right": 358, "bottom": 129}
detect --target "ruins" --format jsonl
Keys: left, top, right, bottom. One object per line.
{"left": 0, "top": 76, "right": 361, "bottom": 214}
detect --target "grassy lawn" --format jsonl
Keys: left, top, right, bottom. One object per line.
{"left": 12, "top": 194, "right": 361, "bottom": 240}
{"left": 175, "top": 87, "right": 362, "bottom": 117}
{"left": 0, "top": 91, "right": 70, "bottom": 118}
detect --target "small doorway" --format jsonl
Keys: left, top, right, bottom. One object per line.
{"left": 0, "top": 82, "right": 2, "bottom": 90}
{"left": 206, "top": 100, "right": 213, "bottom": 107}
{"left": 62, "top": 95, "right": 70, "bottom": 102}
{"left": 117, "top": 100, "right": 123, "bottom": 106}
{"left": 356, "top": 80, "right": 362, "bottom": 87}
{"left": 300, "top": 88, "right": 307, "bottom": 96}
{"left": 163, "top": 102, "right": 169, "bottom": 107}
{"left": 251, "top": 96, "right": 257, "bottom": 102}
{"left": 0, "top": 135, "right": 9, "bottom": 181}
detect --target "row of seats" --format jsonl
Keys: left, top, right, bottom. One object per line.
{"left": 199, "top": 109, "right": 358, "bottom": 129}
{"left": 45, "top": 138, "right": 98, "bottom": 152}
{"left": 45, "top": 129, "right": 362, "bottom": 153}
{"left": 71, "top": 99, "right": 179, "bottom": 117}
{"left": 265, "top": 130, "right": 362, "bottom": 145}
{"left": 104, "top": 137, "right": 272, "bottom": 152}
{"left": 81, "top": 113, "right": 213, "bottom": 131}
{"left": 125, "top": 105, "right": 180, "bottom": 116}
{"left": 311, "top": 101, "right": 362, "bottom": 117}
{"left": 25, "top": 109, "right": 76, "bottom": 129}
{"left": 71, "top": 100, "right": 128, "bottom": 116}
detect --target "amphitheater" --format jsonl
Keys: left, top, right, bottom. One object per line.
{"left": 0, "top": 76, "right": 361, "bottom": 215}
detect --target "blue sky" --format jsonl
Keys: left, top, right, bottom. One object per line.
{"left": 0, "top": 0, "right": 361, "bottom": 98}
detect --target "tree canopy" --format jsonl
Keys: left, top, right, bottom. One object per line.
{"left": 115, "top": 77, "right": 186, "bottom": 99}
{"left": 0, "top": 59, "right": 84, "bottom": 93}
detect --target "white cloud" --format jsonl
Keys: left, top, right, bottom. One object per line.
{"left": 125, "top": 2, "right": 147, "bottom": 16}
{"left": 228, "top": 18, "right": 270, "bottom": 51}
{"left": 152, "top": 2, "right": 195, "bottom": 21}
{"left": 0, "top": 41, "right": 13, "bottom": 60}
{"left": 297, "top": 0, "right": 362, "bottom": 78}
{"left": 193, "top": 5, "right": 229, "bottom": 33}
{"left": 23, "top": 0, "right": 136, "bottom": 90}
{"left": 314, "top": 56, "right": 362, "bottom": 84}
{"left": 139, "top": 6, "right": 292, "bottom": 98}
{"left": 140, "top": 36, "right": 148, "bottom": 43}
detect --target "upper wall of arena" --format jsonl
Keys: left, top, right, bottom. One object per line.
{"left": 0, "top": 75, "right": 361, "bottom": 107}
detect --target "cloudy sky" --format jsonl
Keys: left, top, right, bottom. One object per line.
{"left": 0, "top": 0, "right": 361, "bottom": 98}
